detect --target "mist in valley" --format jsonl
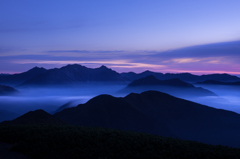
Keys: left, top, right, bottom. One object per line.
{"left": 0, "top": 84, "right": 126, "bottom": 122}
{"left": 190, "top": 84, "right": 240, "bottom": 114}
{"left": 116, "top": 83, "right": 240, "bottom": 115}
{"left": 1, "top": 82, "right": 240, "bottom": 123}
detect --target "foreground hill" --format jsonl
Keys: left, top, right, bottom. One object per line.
{"left": 1, "top": 109, "right": 67, "bottom": 125}
{"left": 0, "top": 84, "right": 19, "bottom": 96}
{"left": 121, "top": 71, "right": 240, "bottom": 82}
{"left": 55, "top": 90, "right": 240, "bottom": 148}
{"left": 1, "top": 124, "right": 240, "bottom": 159}
{"left": 0, "top": 67, "right": 47, "bottom": 86}
{"left": 19, "top": 64, "right": 127, "bottom": 87}
{"left": 118, "top": 75, "right": 216, "bottom": 97}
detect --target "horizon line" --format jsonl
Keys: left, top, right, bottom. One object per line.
{"left": 1, "top": 64, "right": 240, "bottom": 77}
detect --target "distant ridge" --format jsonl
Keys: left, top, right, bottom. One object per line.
{"left": 128, "top": 75, "right": 193, "bottom": 87}
{"left": 121, "top": 71, "right": 240, "bottom": 82}
{"left": 118, "top": 75, "right": 216, "bottom": 97}
{"left": 1, "top": 64, "right": 239, "bottom": 87}
{"left": 19, "top": 64, "right": 127, "bottom": 87}
{"left": 0, "top": 67, "right": 47, "bottom": 86}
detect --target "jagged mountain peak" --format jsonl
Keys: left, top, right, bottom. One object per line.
{"left": 96, "top": 65, "right": 113, "bottom": 71}
{"left": 99, "top": 65, "right": 108, "bottom": 69}
{"left": 28, "top": 66, "right": 47, "bottom": 72}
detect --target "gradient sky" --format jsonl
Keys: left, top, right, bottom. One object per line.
{"left": 1, "top": 0, "right": 240, "bottom": 74}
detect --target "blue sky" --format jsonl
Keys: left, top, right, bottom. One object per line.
{"left": 0, "top": 0, "right": 240, "bottom": 74}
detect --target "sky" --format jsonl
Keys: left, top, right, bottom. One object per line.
{"left": 0, "top": 0, "right": 240, "bottom": 75}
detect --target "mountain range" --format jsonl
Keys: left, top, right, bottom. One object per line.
{"left": 0, "top": 67, "right": 47, "bottom": 86}
{"left": 19, "top": 64, "right": 127, "bottom": 87}
{"left": 121, "top": 71, "right": 240, "bottom": 82}
{"left": 118, "top": 75, "right": 216, "bottom": 98}
{"left": 0, "top": 64, "right": 239, "bottom": 87}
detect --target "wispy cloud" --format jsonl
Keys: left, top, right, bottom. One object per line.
{"left": 46, "top": 50, "right": 125, "bottom": 54}
{"left": 11, "top": 59, "right": 166, "bottom": 70}
{"left": 150, "top": 41, "right": 240, "bottom": 59}
{"left": 172, "top": 58, "right": 201, "bottom": 63}
{"left": 11, "top": 60, "right": 127, "bottom": 65}
{"left": 2, "top": 40, "right": 240, "bottom": 75}
{"left": 47, "top": 50, "right": 90, "bottom": 53}
{"left": 0, "top": 46, "right": 25, "bottom": 54}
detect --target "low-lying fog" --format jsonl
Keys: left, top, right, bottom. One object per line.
{"left": 192, "top": 84, "right": 240, "bottom": 114}
{"left": 0, "top": 84, "right": 126, "bottom": 122}
{"left": 0, "top": 83, "right": 240, "bottom": 122}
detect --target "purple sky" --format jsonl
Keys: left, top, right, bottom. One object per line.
{"left": 1, "top": 0, "right": 240, "bottom": 75}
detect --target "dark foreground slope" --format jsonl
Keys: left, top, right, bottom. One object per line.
{"left": 55, "top": 90, "right": 240, "bottom": 148}
{"left": 0, "top": 84, "right": 19, "bottom": 96}
{"left": 118, "top": 75, "right": 216, "bottom": 97}
{"left": 1, "top": 109, "right": 67, "bottom": 125}
{"left": 55, "top": 94, "right": 170, "bottom": 136}
{"left": 0, "top": 124, "right": 240, "bottom": 159}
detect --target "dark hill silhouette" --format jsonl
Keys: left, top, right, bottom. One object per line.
{"left": 19, "top": 64, "right": 127, "bottom": 87}
{"left": 1, "top": 109, "right": 67, "bottom": 125}
{"left": 0, "top": 84, "right": 19, "bottom": 96}
{"left": 54, "top": 90, "right": 240, "bottom": 148}
{"left": 54, "top": 94, "right": 170, "bottom": 136}
{"left": 121, "top": 71, "right": 240, "bottom": 82}
{"left": 196, "top": 80, "right": 240, "bottom": 85}
{"left": 0, "top": 67, "right": 47, "bottom": 86}
{"left": 119, "top": 75, "right": 216, "bottom": 97}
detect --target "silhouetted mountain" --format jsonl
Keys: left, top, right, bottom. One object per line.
{"left": 0, "top": 110, "right": 20, "bottom": 122}
{"left": 54, "top": 90, "right": 240, "bottom": 148}
{"left": 54, "top": 94, "right": 170, "bottom": 136}
{"left": 121, "top": 71, "right": 240, "bottom": 82}
{"left": 196, "top": 80, "right": 240, "bottom": 85}
{"left": 1, "top": 109, "right": 67, "bottom": 125}
{"left": 119, "top": 75, "right": 216, "bottom": 97}
{"left": 0, "top": 84, "right": 19, "bottom": 96}
{"left": 121, "top": 70, "right": 164, "bottom": 81}
{"left": 128, "top": 75, "right": 193, "bottom": 87}
{"left": 20, "top": 64, "right": 127, "bottom": 87}
{"left": 0, "top": 67, "right": 47, "bottom": 86}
